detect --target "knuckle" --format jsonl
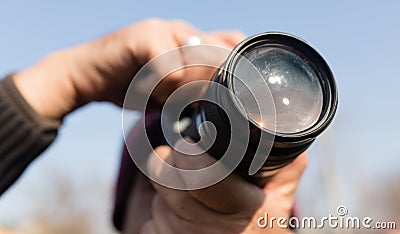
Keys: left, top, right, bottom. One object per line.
{"left": 142, "top": 18, "right": 166, "bottom": 30}
{"left": 144, "top": 17, "right": 163, "bottom": 25}
{"left": 170, "top": 19, "right": 188, "bottom": 26}
{"left": 170, "top": 19, "right": 194, "bottom": 30}
{"left": 167, "top": 69, "right": 185, "bottom": 83}
{"left": 232, "top": 30, "right": 246, "bottom": 37}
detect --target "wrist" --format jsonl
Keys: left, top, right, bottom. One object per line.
{"left": 13, "top": 51, "right": 79, "bottom": 121}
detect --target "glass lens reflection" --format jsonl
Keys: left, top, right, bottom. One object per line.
{"left": 233, "top": 46, "right": 323, "bottom": 134}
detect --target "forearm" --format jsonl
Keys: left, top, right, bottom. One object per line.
{"left": 13, "top": 28, "right": 140, "bottom": 121}
{"left": 0, "top": 75, "right": 60, "bottom": 195}
{"left": 0, "top": 42, "right": 117, "bottom": 195}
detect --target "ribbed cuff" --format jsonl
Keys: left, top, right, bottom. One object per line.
{"left": 0, "top": 75, "right": 61, "bottom": 195}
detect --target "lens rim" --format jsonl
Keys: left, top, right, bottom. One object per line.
{"left": 220, "top": 32, "right": 338, "bottom": 142}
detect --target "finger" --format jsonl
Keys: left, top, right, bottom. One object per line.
{"left": 147, "top": 146, "right": 211, "bottom": 221}
{"left": 264, "top": 152, "right": 308, "bottom": 196}
{"left": 209, "top": 30, "right": 246, "bottom": 47}
{"left": 172, "top": 24, "right": 238, "bottom": 66}
{"left": 145, "top": 21, "right": 240, "bottom": 104}
{"left": 139, "top": 220, "right": 158, "bottom": 234}
{"left": 151, "top": 194, "right": 199, "bottom": 234}
{"left": 168, "top": 21, "right": 231, "bottom": 71}
{"left": 150, "top": 193, "right": 240, "bottom": 234}
{"left": 169, "top": 19, "right": 204, "bottom": 46}
{"left": 180, "top": 36, "right": 231, "bottom": 69}
{"left": 122, "top": 173, "right": 155, "bottom": 234}
{"left": 280, "top": 152, "right": 308, "bottom": 178}
{"left": 172, "top": 139, "right": 265, "bottom": 214}
{"left": 139, "top": 20, "right": 202, "bottom": 102}
{"left": 147, "top": 146, "right": 185, "bottom": 188}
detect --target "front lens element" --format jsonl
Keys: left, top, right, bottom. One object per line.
{"left": 233, "top": 46, "right": 323, "bottom": 134}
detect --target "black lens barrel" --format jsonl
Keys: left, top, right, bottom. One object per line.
{"left": 183, "top": 32, "right": 338, "bottom": 187}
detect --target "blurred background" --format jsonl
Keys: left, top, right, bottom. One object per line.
{"left": 0, "top": 0, "right": 399, "bottom": 233}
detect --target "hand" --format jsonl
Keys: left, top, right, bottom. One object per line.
{"left": 12, "top": 19, "right": 245, "bottom": 120}
{"left": 123, "top": 140, "right": 308, "bottom": 234}
{"left": 0, "top": 229, "right": 18, "bottom": 234}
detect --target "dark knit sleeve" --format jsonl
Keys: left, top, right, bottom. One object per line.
{"left": 0, "top": 75, "right": 61, "bottom": 195}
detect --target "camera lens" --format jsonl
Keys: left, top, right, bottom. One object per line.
{"left": 232, "top": 46, "right": 323, "bottom": 134}
{"left": 122, "top": 32, "right": 338, "bottom": 189}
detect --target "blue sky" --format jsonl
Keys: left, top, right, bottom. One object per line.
{"left": 1, "top": 0, "right": 399, "bottom": 231}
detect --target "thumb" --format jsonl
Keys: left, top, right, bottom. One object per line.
{"left": 172, "top": 138, "right": 265, "bottom": 214}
